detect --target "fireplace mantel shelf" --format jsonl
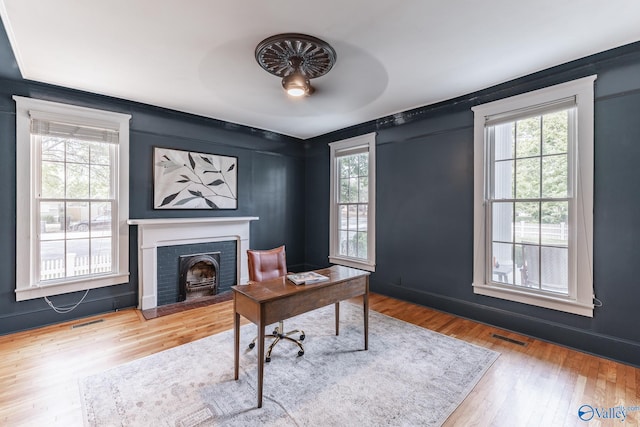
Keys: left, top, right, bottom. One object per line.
{"left": 128, "top": 216, "right": 259, "bottom": 226}
{"left": 129, "top": 216, "right": 259, "bottom": 310}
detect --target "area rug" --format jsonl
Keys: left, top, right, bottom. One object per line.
{"left": 80, "top": 303, "right": 499, "bottom": 426}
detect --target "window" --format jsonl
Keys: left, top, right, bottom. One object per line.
{"left": 329, "top": 132, "right": 376, "bottom": 272}
{"left": 14, "top": 96, "right": 131, "bottom": 301}
{"left": 471, "top": 76, "right": 596, "bottom": 317}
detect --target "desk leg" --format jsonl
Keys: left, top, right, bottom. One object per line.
{"left": 257, "top": 321, "right": 265, "bottom": 408}
{"left": 363, "top": 290, "right": 369, "bottom": 351}
{"left": 335, "top": 302, "right": 340, "bottom": 336}
{"left": 234, "top": 311, "right": 240, "bottom": 380}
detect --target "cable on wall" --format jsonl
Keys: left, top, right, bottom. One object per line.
{"left": 44, "top": 289, "right": 90, "bottom": 314}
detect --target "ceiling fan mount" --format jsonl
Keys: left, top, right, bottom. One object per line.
{"left": 255, "top": 33, "right": 337, "bottom": 97}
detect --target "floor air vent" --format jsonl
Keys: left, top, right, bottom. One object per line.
{"left": 71, "top": 319, "right": 104, "bottom": 329}
{"left": 491, "top": 333, "right": 527, "bottom": 346}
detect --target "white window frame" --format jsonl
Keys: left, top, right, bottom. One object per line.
{"left": 471, "top": 76, "right": 596, "bottom": 317}
{"left": 329, "top": 132, "right": 376, "bottom": 272}
{"left": 14, "top": 96, "right": 131, "bottom": 301}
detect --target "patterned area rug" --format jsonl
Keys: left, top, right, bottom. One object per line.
{"left": 80, "top": 303, "right": 499, "bottom": 426}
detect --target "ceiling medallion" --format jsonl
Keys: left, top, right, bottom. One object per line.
{"left": 255, "top": 33, "right": 337, "bottom": 97}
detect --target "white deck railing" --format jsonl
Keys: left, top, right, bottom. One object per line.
{"left": 41, "top": 254, "right": 112, "bottom": 280}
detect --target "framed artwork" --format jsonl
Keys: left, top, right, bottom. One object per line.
{"left": 153, "top": 147, "right": 238, "bottom": 209}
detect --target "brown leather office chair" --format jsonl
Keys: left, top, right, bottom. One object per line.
{"left": 246, "top": 245, "right": 305, "bottom": 362}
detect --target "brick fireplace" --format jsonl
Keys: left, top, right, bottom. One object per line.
{"left": 156, "top": 241, "right": 236, "bottom": 306}
{"left": 128, "top": 217, "right": 258, "bottom": 310}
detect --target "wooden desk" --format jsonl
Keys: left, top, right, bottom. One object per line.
{"left": 232, "top": 265, "right": 370, "bottom": 408}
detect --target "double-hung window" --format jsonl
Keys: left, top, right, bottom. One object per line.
{"left": 471, "top": 76, "right": 596, "bottom": 317}
{"left": 329, "top": 132, "right": 376, "bottom": 272}
{"left": 14, "top": 96, "right": 131, "bottom": 301}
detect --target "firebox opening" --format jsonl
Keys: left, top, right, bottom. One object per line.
{"left": 178, "top": 252, "right": 220, "bottom": 302}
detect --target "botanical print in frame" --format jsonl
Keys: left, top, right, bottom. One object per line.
{"left": 154, "top": 147, "right": 238, "bottom": 209}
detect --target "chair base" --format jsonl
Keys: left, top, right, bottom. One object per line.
{"left": 248, "top": 321, "right": 305, "bottom": 362}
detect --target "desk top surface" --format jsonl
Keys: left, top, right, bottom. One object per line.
{"left": 231, "top": 265, "right": 369, "bottom": 302}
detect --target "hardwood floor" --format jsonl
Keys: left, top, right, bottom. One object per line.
{"left": 1, "top": 293, "right": 638, "bottom": 426}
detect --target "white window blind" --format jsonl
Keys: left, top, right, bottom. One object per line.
{"left": 30, "top": 117, "right": 120, "bottom": 144}
{"left": 483, "top": 96, "right": 576, "bottom": 126}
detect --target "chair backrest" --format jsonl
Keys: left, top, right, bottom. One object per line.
{"left": 247, "top": 245, "right": 287, "bottom": 282}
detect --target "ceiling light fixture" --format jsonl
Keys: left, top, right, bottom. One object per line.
{"left": 255, "top": 33, "right": 336, "bottom": 97}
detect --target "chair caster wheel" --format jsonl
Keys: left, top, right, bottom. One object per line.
{"left": 300, "top": 334, "right": 305, "bottom": 341}
{"left": 298, "top": 350, "right": 304, "bottom": 357}
{"left": 248, "top": 342, "right": 255, "bottom": 349}
{"left": 265, "top": 357, "right": 271, "bottom": 363}
{"left": 272, "top": 329, "right": 278, "bottom": 335}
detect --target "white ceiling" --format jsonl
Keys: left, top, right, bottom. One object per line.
{"left": 1, "top": 1, "right": 640, "bottom": 140}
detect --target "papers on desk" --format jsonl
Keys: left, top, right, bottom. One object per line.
{"left": 286, "top": 271, "right": 329, "bottom": 285}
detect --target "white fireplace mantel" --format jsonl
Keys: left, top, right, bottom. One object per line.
{"left": 128, "top": 216, "right": 258, "bottom": 310}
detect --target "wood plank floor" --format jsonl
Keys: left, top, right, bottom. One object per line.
{"left": 1, "top": 293, "right": 638, "bottom": 426}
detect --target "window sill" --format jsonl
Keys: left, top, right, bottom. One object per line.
{"left": 473, "top": 282, "right": 593, "bottom": 317}
{"left": 329, "top": 256, "right": 375, "bottom": 272}
{"left": 15, "top": 273, "right": 129, "bottom": 301}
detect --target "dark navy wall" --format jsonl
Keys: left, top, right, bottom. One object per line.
{"left": 305, "top": 43, "right": 640, "bottom": 367}
{"left": 0, "top": 81, "right": 305, "bottom": 334}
